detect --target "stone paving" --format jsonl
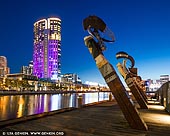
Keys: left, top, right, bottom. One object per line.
{"left": 0, "top": 101, "right": 170, "bottom": 136}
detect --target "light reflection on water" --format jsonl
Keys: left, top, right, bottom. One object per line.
{"left": 0, "top": 92, "right": 110, "bottom": 121}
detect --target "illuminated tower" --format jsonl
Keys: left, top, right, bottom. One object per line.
{"left": 0, "top": 56, "right": 10, "bottom": 77}
{"left": 33, "top": 17, "right": 61, "bottom": 80}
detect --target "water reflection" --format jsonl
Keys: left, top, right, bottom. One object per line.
{"left": 83, "top": 92, "right": 110, "bottom": 104}
{"left": 0, "top": 92, "right": 110, "bottom": 121}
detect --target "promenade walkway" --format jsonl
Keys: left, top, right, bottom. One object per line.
{"left": 0, "top": 100, "right": 170, "bottom": 136}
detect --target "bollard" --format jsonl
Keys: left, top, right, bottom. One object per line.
{"left": 109, "top": 93, "right": 113, "bottom": 101}
{"left": 78, "top": 95, "right": 83, "bottom": 108}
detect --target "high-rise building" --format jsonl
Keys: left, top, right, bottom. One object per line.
{"left": 160, "top": 75, "right": 169, "bottom": 85}
{"left": 0, "top": 56, "right": 10, "bottom": 77}
{"left": 33, "top": 17, "right": 61, "bottom": 80}
{"left": 21, "top": 61, "right": 33, "bottom": 75}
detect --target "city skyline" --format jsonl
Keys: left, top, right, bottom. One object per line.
{"left": 0, "top": 0, "right": 170, "bottom": 84}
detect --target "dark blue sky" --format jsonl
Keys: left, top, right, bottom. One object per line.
{"left": 0, "top": 0, "right": 170, "bottom": 84}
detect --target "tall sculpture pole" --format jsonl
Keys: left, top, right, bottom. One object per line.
{"left": 116, "top": 51, "right": 148, "bottom": 109}
{"left": 83, "top": 15, "right": 148, "bottom": 131}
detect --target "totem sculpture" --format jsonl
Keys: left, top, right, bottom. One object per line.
{"left": 83, "top": 15, "right": 148, "bottom": 130}
{"left": 116, "top": 51, "right": 148, "bottom": 109}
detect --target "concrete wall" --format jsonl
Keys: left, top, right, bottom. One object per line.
{"left": 157, "top": 81, "right": 170, "bottom": 113}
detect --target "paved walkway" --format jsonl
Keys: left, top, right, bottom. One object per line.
{"left": 0, "top": 101, "right": 170, "bottom": 136}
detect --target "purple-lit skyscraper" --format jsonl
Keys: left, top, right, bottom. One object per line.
{"left": 33, "top": 17, "right": 61, "bottom": 80}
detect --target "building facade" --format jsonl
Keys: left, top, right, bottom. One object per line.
{"left": 21, "top": 61, "right": 33, "bottom": 75}
{"left": 61, "top": 73, "right": 82, "bottom": 84}
{"left": 33, "top": 17, "right": 61, "bottom": 80}
{"left": 145, "top": 75, "right": 169, "bottom": 92}
{"left": 0, "top": 56, "right": 10, "bottom": 77}
{"left": 160, "top": 75, "right": 169, "bottom": 85}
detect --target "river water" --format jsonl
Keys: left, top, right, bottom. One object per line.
{"left": 0, "top": 92, "right": 111, "bottom": 121}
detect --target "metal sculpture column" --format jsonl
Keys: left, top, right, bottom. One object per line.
{"left": 83, "top": 15, "right": 148, "bottom": 131}
{"left": 116, "top": 51, "right": 148, "bottom": 109}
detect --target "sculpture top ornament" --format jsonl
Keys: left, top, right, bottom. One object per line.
{"left": 83, "top": 15, "right": 115, "bottom": 51}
